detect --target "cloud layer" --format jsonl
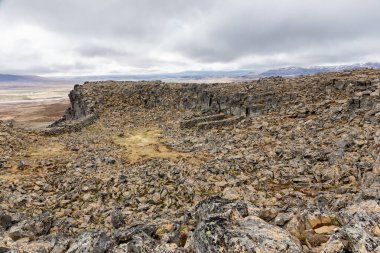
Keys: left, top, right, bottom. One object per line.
{"left": 1, "top": 0, "right": 380, "bottom": 75}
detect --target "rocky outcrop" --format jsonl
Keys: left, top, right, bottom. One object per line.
{"left": 188, "top": 197, "right": 303, "bottom": 252}
{"left": 180, "top": 114, "right": 244, "bottom": 129}
{"left": 3, "top": 69, "right": 380, "bottom": 252}
{"left": 64, "top": 84, "right": 95, "bottom": 120}
{"left": 7, "top": 212, "right": 53, "bottom": 241}
{"left": 0, "top": 197, "right": 304, "bottom": 252}
{"left": 180, "top": 113, "right": 227, "bottom": 128}
{"left": 44, "top": 114, "right": 98, "bottom": 135}
{"left": 48, "top": 84, "right": 98, "bottom": 132}
{"left": 51, "top": 69, "right": 380, "bottom": 133}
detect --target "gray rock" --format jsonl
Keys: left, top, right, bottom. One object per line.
{"left": 274, "top": 212, "right": 293, "bottom": 226}
{"left": 7, "top": 212, "right": 53, "bottom": 241}
{"left": 113, "top": 242, "right": 181, "bottom": 253}
{"left": 49, "top": 235, "right": 72, "bottom": 253}
{"left": 322, "top": 200, "right": 380, "bottom": 252}
{"left": 66, "top": 231, "right": 112, "bottom": 253}
{"left": 189, "top": 215, "right": 302, "bottom": 253}
{"left": 0, "top": 247, "right": 10, "bottom": 253}
{"left": 193, "top": 196, "right": 249, "bottom": 222}
{"left": 113, "top": 224, "right": 159, "bottom": 252}
{"left": 111, "top": 209, "right": 125, "bottom": 229}
{"left": 188, "top": 197, "right": 302, "bottom": 252}
{"left": 0, "top": 159, "right": 5, "bottom": 169}
{"left": 17, "top": 160, "right": 28, "bottom": 170}
{"left": 114, "top": 224, "right": 158, "bottom": 244}
{"left": 0, "top": 213, "right": 12, "bottom": 230}
{"left": 112, "top": 223, "right": 187, "bottom": 252}
{"left": 105, "top": 157, "right": 117, "bottom": 165}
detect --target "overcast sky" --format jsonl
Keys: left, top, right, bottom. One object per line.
{"left": 1, "top": 0, "right": 380, "bottom": 76}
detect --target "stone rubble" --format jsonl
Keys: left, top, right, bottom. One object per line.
{"left": 1, "top": 69, "right": 380, "bottom": 252}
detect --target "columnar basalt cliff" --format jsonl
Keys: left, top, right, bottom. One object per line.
{"left": 52, "top": 70, "right": 380, "bottom": 131}
{"left": 65, "top": 84, "right": 95, "bottom": 119}
{"left": 1, "top": 69, "right": 380, "bottom": 252}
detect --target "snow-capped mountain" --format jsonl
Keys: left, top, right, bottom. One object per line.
{"left": 257, "top": 63, "right": 380, "bottom": 77}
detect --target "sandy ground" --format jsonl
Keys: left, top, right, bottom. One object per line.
{"left": 0, "top": 99, "right": 70, "bottom": 129}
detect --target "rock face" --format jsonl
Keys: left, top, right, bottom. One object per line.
{"left": 50, "top": 70, "right": 380, "bottom": 133}
{"left": 65, "top": 84, "right": 95, "bottom": 120}
{"left": 48, "top": 84, "right": 98, "bottom": 132}
{"left": 2, "top": 69, "right": 380, "bottom": 252}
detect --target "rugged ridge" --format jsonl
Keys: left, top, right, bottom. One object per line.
{"left": 51, "top": 71, "right": 380, "bottom": 132}
{"left": 1, "top": 69, "right": 380, "bottom": 252}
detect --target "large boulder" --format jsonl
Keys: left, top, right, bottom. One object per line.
{"left": 7, "top": 212, "right": 53, "bottom": 241}
{"left": 0, "top": 213, "right": 12, "bottom": 231}
{"left": 66, "top": 231, "right": 112, "bottom": 253}
{"left": 0, "top": 234, "right": 71, "bottom": 253}
{"left": 321, "top": 200, "right": 380, "bottom": 252}
{"left": 187, "top": 197, "right": 303, "bottom": 253}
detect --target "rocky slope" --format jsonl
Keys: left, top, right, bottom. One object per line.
{"left": 1, "top": 69, "right": 380, "bottom": 252}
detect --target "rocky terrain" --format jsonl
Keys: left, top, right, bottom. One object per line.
{"left": 1, "top": 69, "right": 380, "bottom": 252}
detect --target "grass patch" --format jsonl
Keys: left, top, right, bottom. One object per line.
{"left": 27, "top": 141, "right": 67, "bottom": 158}
{"left": 113, "top": 127, "right": 190, "bottom": 163}
{"left": 85, "top": 122, "right": 103, "bottom": 132}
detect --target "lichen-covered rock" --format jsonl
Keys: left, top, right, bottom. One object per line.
{"left": 321, "top": 200, "right": 380, "bottom": 252}
{"left": 3, "top": 69, "right": 380, "bottom": 252}
{"left": 111, "top": 209, "right": 125, "bottom": 229}
{"left": 7, "top": 212, "right": 53, "bottom": 241}
{"left": 66, "top": 231, "right": 112, "bottom": 253}
{"left": 188, "top": 197, "right": 302, "bottom": 253}
{"left": 192, "top": 196, "right": 249, "bottom": 222}
{"left": 0, "top": 234, "right": 71, "bottom": 253}
{"left": 0, "top": 213, "right": 12, "bottom": 230}
{"left": 112, "top": 224, "right": 183, "bottom": 252}
{"left": 189, "top": 216, "right": 303, "bottom": 253}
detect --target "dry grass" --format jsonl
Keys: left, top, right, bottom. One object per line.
{"left": 85, "top": 122, "right": 104, "bottom": 132}
{"left": 0, "top": 172, "right": 22, "bottom": 183}
{"left": 0, "top": 164, "right": 38, "bottom": 183}
{"left": 113, "top": 127, "right": 190, "bottom": 163}
{"left": 27, "top": 141, "right": 68, "bottom": 158}
{"left": 0, "top": 141, "right": 68, "bottom": 182}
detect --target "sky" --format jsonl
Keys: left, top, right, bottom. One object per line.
{"left": 0, "top": 0, "right": 380, "bottom": 76}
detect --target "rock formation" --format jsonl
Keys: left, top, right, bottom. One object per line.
{"left": 1, "top": 69, "right": 380, "bottom": 252}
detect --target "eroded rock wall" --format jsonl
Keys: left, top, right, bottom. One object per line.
{"left": 57, "top": 70, "right": 380, "bottom": 127}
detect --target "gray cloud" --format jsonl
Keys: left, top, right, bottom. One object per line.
{"left": 76, "top": 44, "right": 131, "bottom": 58}
{"left": 172, "top": 0, "right": 380, "bottom": 62}
{"left": 0, "top": 0, "right": 379, "bottom": 75}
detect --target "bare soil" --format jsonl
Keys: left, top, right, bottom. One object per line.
{"left": 0, "top": 99, "right": 69, "bottom": 129}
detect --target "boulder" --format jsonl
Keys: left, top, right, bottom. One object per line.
{"left": 188, "top": 197, "right": 302, "bottom": 253}
{"left": 113, "top": 224, "right": 182, "bottom": 252}
{"left": 321, "top": 200, "right": 380, "bottom": 252}
{"left": 7, "top": 212, "right": 53, "bottom": 241}
{"left": 66, "top": 231, "right": 112, "bottom": 253}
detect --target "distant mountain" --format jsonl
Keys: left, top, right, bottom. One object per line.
{"left": 1, "top": 71, "right": 252, "bottom": 84}
{"left": 60, "top": 70, "right": 252, "bottom": 82}
{"left": 0, "top": 74, "right": 50, "bottom": 82}
{"left": 258, "top": 62, "right": 380, "bottom": 77}
{"left": 2, "top": 62, "right": 380, "bottom": 84}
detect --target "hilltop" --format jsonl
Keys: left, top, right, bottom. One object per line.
{"left": 1, "top": 69, "right": 380, "bottom": 252}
